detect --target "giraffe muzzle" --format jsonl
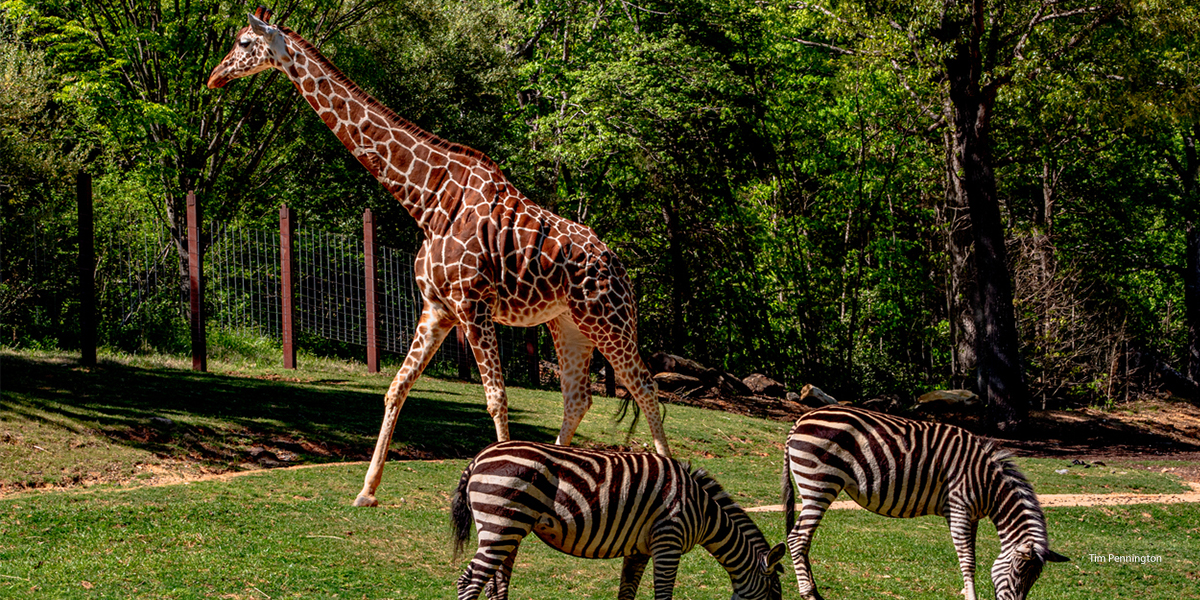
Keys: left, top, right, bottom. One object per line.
{"left": 206, "top": 69, "right": 229, "bottom": 89}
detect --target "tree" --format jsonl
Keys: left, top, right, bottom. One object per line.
{"left": 781, "top": 0, "right": 1124, "bottom": 430}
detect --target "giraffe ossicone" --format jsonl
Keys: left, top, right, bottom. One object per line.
{"left": 208, "top": 9, "right": 672, "bottom": 507}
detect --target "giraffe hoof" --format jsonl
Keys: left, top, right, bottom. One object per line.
{"left": 352, "top": 494, "right": 379, "bottom": 507}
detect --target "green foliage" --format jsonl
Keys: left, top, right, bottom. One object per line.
{"left": 5, "top": 0, "right": 1200, "bottom": 408}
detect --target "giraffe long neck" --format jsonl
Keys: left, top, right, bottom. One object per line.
{"left": 277, "top": 29, "right": 487, "bottom": 231}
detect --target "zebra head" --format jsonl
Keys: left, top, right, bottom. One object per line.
{"left": 991, "top": 540, "right": 1069, "bottom": 600}
{"left": 731, "top": 543, "right": 786, "bottom": 600}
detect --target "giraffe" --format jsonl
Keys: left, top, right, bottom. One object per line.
{"left": 207, "top": 8, "right": 672, "bottom": 507}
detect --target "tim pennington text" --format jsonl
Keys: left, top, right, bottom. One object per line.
{"left": 1087, "top": 553, "right": 1163, "bottom": 564}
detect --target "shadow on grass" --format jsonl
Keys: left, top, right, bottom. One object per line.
{"left": 0, "top": 353, "right": 554, "bottom": 467}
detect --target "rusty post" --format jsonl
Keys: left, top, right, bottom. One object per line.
{"left": 364, "top": 208, "right": 380, "bottom": 373}
{"left": 280, "top": 204, "right": 297, "bottom": 369}
{"left": 187, "top": 191, "right": 206, "bottom": 372}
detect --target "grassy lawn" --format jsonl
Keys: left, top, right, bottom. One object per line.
{"left": 2, "top": 349, "right": 1198, "bottom": 598}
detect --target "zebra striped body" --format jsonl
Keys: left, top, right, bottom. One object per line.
{"left": 452, "top": 441, "right": 785, "bottom": 600}
{"left": 782, "top": 406, "right": 1067, "bottom": 600}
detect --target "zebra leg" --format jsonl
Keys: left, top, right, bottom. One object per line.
{"left": 787, "top": 496, "right": 835, "bottom": 600}
{"left": 483, "top": 545, "right": 519, "bottom": 600}
{"left": 649, "top": 550, "right": 683, "bottom": 600}
{"left": 618, "top": 554, "right": 650, "bottom": 600}
{"left": 457, "top": 525, "right": 531, "bottom": 600}
{"left": 946, "top": 510, "right": 979, "bottom": 600}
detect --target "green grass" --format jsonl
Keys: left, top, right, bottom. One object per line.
{"left": 2, "top": 349, "right": 1199, "bottom": 598}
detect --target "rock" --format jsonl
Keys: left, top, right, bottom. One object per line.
{"left": 860, "top": 394, "right": 900, "bottom": 413}
{"left": 743, "top": 373, "right": 787, "bottom": 397}
{"left": 799, "top": 384, "right": 838, "bottom": 406}
{"left": 654, "top": 372, "right": 703, "bottom": 392}
{"left": 149, "top": 416, "right": 174, "bottom": 427}
{"left": 650, "top": 352, "right": 719, "bottom": 383}
{"left": 719, "top": 373, "right": 752, "bottom": 396}
{"left": 785, "top": 391, "right": 803, "bottom": 405}
{"left": 915, "top": 389, "right": 978, "bottom": 411}
{"left": 648, "top": 352, "right": 677, "bottom": 374}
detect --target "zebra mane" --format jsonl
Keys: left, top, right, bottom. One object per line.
{"left": 690, "top": 467, "right": 770, "bottom": 551}
{"left": 987, "top": 446, "right": 1051, "bottom": 551}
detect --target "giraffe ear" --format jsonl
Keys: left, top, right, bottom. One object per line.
{"left": 247, "top": 13, "right": 291, "bottom": 61}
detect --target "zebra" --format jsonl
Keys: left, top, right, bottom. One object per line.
{"left": 451, "top": 440, "right": 785, "bottom": 600}
{"left": 781, "top": 405, "right": 1068, "bottom": 600}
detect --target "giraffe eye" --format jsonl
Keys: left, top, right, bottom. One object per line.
{"left": 239, "top": 39, "right": 251, "bottom": 47}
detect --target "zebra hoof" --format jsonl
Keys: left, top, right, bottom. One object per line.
{"left": 352, "top": 494, "right": 379, "bottom": 507}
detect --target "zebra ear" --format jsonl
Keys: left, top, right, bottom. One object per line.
{"left": 761, "top": 543, "right": 786, "bottom": 574}
{"left": 1014, "top": 541, "right": 1034, "bottom": 562}
{"left": 1044, "top": 549, "right": 1070, "bottom": 563}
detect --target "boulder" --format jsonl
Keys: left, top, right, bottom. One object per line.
{"left": 719, "top": 373, "right": 752, "bottom": 396}
{"left": 743, "top": 373, "right": 787, "bottom": 397}
{"left": 799, "top": 384, "right": 838, "bottom": 406}
{"left": 648, "top": 352, "right": 677, "bottom": 374}
{"left": 915, "top": 389, "right": 979, "bottom": 411}
{"left": 654, "top": 371, "right": 703, "bottom": 392}
{"left": 860, "top": 394, "right": 900, "bottom": 413}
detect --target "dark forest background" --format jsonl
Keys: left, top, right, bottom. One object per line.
{"left": 3, "top": 0, "right": 1198, "bottom": 430}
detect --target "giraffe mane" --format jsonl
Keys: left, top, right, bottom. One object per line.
{"left": 279, "top": 27, "right": 500, "bottom": 172}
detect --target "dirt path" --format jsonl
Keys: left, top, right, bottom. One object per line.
{"left": 744, "top": 482, "right": 1200, "bottom": 513}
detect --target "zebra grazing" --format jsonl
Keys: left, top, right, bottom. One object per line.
{"left": 781, "top": 405, "right": 1068, "bottom": 600}
{"left": 452, "top": 440, "right": 785, "bottom": 600}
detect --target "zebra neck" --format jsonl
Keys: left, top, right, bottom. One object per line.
{"left": 987, "top": 464, "right": 1050, "bottom": 553}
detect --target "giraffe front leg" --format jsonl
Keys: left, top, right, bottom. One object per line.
{"left": 946, "top": 509, "right": 979, "bottom": 600}
{"left": 459, "top": 312, "right": 509, "bottom": 441}
{"left": 547, "top": 314, "right": 595, "bottom": 446}
{"left": 354, "top": 303, "right": 454, "bottom": 507}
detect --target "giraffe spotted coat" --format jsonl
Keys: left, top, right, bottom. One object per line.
{"left": 207, "top": 9, "right": 672, "bottom": 507}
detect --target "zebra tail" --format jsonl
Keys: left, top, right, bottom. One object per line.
{"left": 450, "top": 461, "right": 474, "bottom": 562}
{"left": 781, "top": 448, "right": 796, "bottom": 534}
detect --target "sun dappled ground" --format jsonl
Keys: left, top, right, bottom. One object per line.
{"left": 3, "top": 348, "right": 1200, "bottom": 498}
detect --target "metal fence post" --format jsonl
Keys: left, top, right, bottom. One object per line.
{"left": 280, "top": 204, "right": 297, "bottom": 369}
{"left": 187, "top": 191, "right": 206, "bottom": 372}
{"left": 77, "top": 172, "right": 96, "bottom": 367}
{"left": 364, "top": 208, "right": 380, "bottom": 373}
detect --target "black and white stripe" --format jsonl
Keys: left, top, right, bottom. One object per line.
{"left": 781, "top": 405, "right": 1068, "bottom": 600}
{"left": 452, "top": 441, "right": 785, "bottom": 600}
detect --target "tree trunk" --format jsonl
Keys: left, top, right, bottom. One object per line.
{"left": 1182, "top": 130, "right": 1200, "bottom": 382}
{"left": 663, "top": 200, "right": 688, "bottom": 353}
{"left": 1186, "top": 221, "right": 1199, "bottom": 382}
{"left": 946, "top": 39, "right": 1029, "bottom": 432}
{"left": 942, "top": 122, "right": 977, "bottom": 389}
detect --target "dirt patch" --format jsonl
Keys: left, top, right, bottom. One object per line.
{"left": 746, "top": 482, "right": 1200, "bottom": 512}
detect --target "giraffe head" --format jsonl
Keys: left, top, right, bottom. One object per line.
{"left": 206, "top": 7, "right": 292, "bottom": 89}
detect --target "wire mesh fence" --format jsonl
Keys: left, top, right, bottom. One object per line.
{"left": 4, "top": 196, "right": 551, "bottom": 383}
{"left": 204, "top": 216, "right": 547, "bottom": 380}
